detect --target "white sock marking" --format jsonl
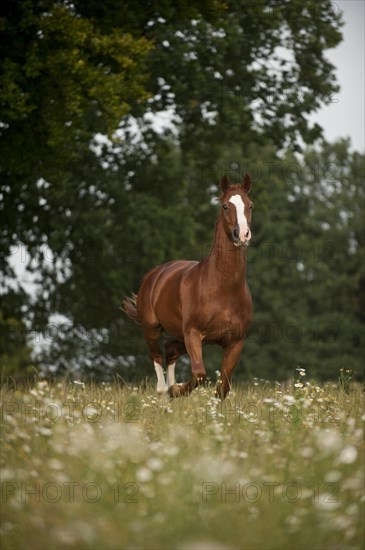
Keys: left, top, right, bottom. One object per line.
{"left": 154, "top": 361, "right": 168, "bottom": 394}
{"left": 229, "top": 194, "right": 250, "bottom": 242}
{"left": 167, "top": 362, "right": 176, "bottom": 387}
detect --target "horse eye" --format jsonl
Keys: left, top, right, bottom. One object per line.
{"left": 223, "top": 204, "right": 228, "bottom": 210}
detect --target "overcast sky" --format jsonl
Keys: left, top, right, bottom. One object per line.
{"left": 310, "top": 0, "right": 365, "bottom": 151}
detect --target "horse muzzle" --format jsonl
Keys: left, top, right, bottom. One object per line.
{"left": 232, "top": 225, "right": 251, "bottom": 247}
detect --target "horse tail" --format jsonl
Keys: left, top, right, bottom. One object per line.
{"left": 121, "top": 293, "right": 141, "bottom": 325}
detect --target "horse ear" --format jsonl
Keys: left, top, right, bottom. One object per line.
{"left": 242, "top": 173, "right": 251, "bottom": 194}
{"left": 220, "top": 175, "right": 231, "bottom": 192}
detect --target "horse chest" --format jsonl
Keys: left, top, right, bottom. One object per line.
{"left": 203, "top": 313, "right": 247, "bottom": 344}
{"left": 186, "top": 288, "right": 251, "bottom": 344}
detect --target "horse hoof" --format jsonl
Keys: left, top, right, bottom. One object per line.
{"left": 168, "top": 383, "right": 185, "bottom": 398}
{"left": 196, "top": 375, "right": 206, "bottom": 385}
{"left": 214, "top": 385, "right": 226, "bottom": 400}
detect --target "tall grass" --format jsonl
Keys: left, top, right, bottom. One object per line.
{"left": 1, "top": 375, "right": 364, "bottom": 549}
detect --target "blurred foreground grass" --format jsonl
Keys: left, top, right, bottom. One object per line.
{"left": 0, "top": 375, "right": 364, "bottom": 549}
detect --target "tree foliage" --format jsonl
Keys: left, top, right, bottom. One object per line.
{"left": 2, "top": 1, "right": 363, "bottom": 382}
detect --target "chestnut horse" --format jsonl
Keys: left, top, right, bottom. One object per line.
{"left": 122, "top": 174, "right": 253, "bottom": 399}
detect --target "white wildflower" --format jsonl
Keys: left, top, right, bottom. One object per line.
{"left": 315, "top": 498, "right": 340, "bottom": 511}
{"left": 338, "top": 445, "right": 358, "bottom": 464}
{"left": 283, "top": 395, "right": 295, "bottom": 403}
{"left": 324, "top": 470, "right": 342, "bottom": 482}
{"left": 315, "top": 429, "right": 342, "bottom": 453}
{"left": 146, "top": 457, "right": 163, "bottom": 472}
{"left": 48, "top": 458, "right": 64, "bottom": 471}
{"left": 136, "top": 467, "right": 153, "bottom": 483}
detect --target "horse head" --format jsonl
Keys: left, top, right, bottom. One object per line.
{"left": 220, "top": 173, "right": 253, "bottom": 247}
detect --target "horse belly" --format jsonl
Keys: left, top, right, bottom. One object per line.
{"left": 138, "top": 260, "right": 196, "bottom": 339}
{"left": 155, "top": 287, "right": 184, "bottom": 338}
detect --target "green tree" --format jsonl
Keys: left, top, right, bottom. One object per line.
{"left": 33, "top": 137, "right": 364, "bottom": 383}
{"left": 288, "top": 140, "right": 364, "bottom": 376}
{"left": 241, "top": 139, "right": 364, "bottom": 380}
{"left": 1, "top": 0, "right": 347, "bottom": 378}
{"left": 0, "top": 289, "right": 33, "bottom": 380}
{"left": 0, "top": 0, "right": 151, "bottom": 262}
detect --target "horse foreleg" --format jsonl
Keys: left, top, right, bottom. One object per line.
{"left": 169, "top": 329, "right": 206, "bottom": 398}
{"left": 215, "top": 339, "right": 244, "bottom": 399}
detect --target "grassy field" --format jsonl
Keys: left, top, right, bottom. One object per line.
{"left": 0, "top": 372, "right": 364, "bottom": 549}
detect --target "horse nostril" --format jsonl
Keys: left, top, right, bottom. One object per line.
{"left": 233, "top": 227, "right": 240, "bottom": 240}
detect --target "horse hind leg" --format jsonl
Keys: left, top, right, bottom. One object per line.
{"left": 143, "top": 326, "right": 167, "bottom": 394}
{"left": 165, "top": 338, "right": 187, "bottom": 388}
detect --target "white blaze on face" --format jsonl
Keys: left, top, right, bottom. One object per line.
{"left": 229, "top": 194, "right": 251, "bottom": 242}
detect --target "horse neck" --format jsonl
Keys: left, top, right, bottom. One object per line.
{"left": 206, "top": 216, "right": 247, "bottom": 284}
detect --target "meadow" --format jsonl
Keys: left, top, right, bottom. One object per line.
{"left": 0, "top": 371, "right": 364, "bottom": 549}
